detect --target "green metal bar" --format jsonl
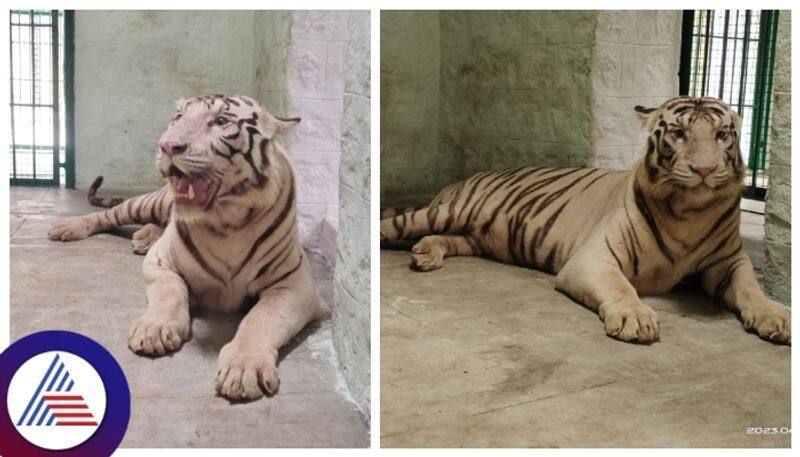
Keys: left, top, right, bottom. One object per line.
{"left": 9, "top": 14, "right": 18, "bottom": 180}
{"left": 10, "top": 178, "right": 64, "bottom": 187}
{"left": 679, "top": 10, "right": 695, "bottom": 95}
{"left": 10, "top": 10, "right": 60, "bottom": 16}
{"left": 747, "top": 11, "right": 766, "bottom": 182}
{"left": 726, "top": 10, "right": 740, "bottom": 104}
{"left": 736, "top": 11, "right": 752, "bottom": 112}
{"left": 9, "top": 23, "right": 58, "bottom": 27}
{"left": 717, "top": 10, "right": 730, "bottom": 99}
{"left": 746, "top": 10, "right": 778, "bottom": 197}
{"left": 10, "top": 103, "right": 55, "bottom": 108}
{"left": 6, "top": 144, "right": 63, "bottom": 150}
{"left": 701, "top": 10, "right": 713, "bottom": 96}
{"left": 51, "top": 9, "right": 60, "bottom": 186}
{"left": 30, "top": 10, "right": 36, "bottom": 181}
{"left": 756, "top": 11, "right": 777, "bottom": 172}
{"left": 64, "top": 10, "right": 75, "bottom": 188}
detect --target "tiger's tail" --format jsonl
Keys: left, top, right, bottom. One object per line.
{"left": 380, "top": 206, "right": 417, "bottom": 220}
{"left": 380, "top": 204, "right": 462, "bottom": 245}
{"left": 87, "top": 176, "right": 125, "bottom": 208}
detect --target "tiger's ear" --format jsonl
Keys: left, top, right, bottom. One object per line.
{"left": 175, "top": 97, "right": 189, "bottom": 111}
{"left": 634, "top": 105, "right": 658, "bottom": 127}
{"left": 275, "top": 116, "right": 301, "bottom": 133}
{"left": 732, "top": 110, "right": 743, "bottom": 133}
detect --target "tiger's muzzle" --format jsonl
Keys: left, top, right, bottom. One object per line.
{"left": 164, "top": 165, "right": 220, "bottom": 209}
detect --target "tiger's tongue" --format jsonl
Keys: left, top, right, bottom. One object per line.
{"left": 177, "top": 175, "right": 192, "bottom": 194}
{"left": 174, "top": 175, "right": 214, "bottom": 206}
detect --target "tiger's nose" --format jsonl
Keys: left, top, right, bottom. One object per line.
{"left": 690, "top": 165, "right": 716, "bottom": 178}
{"left": 159, "top": 141, "right": 187, "bottom": 156}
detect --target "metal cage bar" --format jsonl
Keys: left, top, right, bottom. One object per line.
{"left": 679, "top": 9, "right": 779, "bottom": 201}
{"left": 63, "top": 10, "right": 75, "bottom": 188}
{"left": 51, "top": 10, "right": 60, "bottom": 186}
{"left": 9, "top": 9, "right": 72, "bottom": 187}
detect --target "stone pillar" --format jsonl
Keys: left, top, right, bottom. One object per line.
{"left": 254, "top": 11, "right": 347, "bottom": 263}
{"left": 590, "top": 11, "right": 682, "bottom": 169}
{"left": 333, "top": 11, "right": 371, "bottom": 417}
{"left": 764, "top": 11, "right": 791, "bottom": 305}
{"left": 437, "top": 11, "right": 595, "bottom": 194}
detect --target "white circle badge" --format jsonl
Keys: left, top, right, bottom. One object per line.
{"left": 6, "top": 351, "right": 107, "bottom": 450}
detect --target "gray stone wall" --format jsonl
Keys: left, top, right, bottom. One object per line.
{"left": 74, "top": 11, "right": 256, "bottom": 190}
{"left": 438, "top": 11, "right": 596, "bottom": 194}
{"left": 380, "top": 10, "right": 683, "bottom": 203}
{"left": 764, "top": 11, "right": 791, "bottom": 305}
{"left": 380, "top": 11, "right": 440, "bottom": 205}
{"left": 333, "top": 11, "right": 371, "bottom": 418}
{"left": 253, "top": 11, "right": 292, "bottom": 117}
{"left": 274, "top": 11, "right": 349, "bottom": 264}
{"left": 590, "top": 11, "right": 682, "bottom": 169}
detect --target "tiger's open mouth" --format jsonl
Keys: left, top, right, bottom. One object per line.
{"left": 166, "top": 165, "right": 219, "bottom": 208}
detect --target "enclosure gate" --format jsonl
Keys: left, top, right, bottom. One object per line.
{"left": 678, "top": 10, "right": 779, "bottom": 201}
{"left": 9, "top": 10, "right": 75, "bottom": 188}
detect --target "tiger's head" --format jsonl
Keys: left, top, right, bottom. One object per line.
{"left": 634, "top": 97, "right": 744, "bottom": 203}
{"left": 156, "top": 94, "right": 299, "bottom": 220}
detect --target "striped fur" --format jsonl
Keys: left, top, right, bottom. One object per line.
{"left": 381, "top": 97, "right": 789, "bottom": 345}
{"left": 49, "top": 95, "right": 327, "bottom": 400}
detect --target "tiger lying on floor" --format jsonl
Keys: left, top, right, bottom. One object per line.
{"left": 49, "top": 94, "right": 328, "bottom": 400}
{"left": 381, "top": 96, "right": 790, "bottom": 345}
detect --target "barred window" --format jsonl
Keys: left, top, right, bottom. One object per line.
{"left": 679, "top": 10, "right": 779, "bottom": 201}
{"left": 9, "top": 10, "right": 74, "bottom": 187}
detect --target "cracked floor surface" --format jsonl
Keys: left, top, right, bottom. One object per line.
{"left": 380, "top": 211, "right": 789, "bottom": 448}
{"left": 10, "top": 186, "right": 369, "bottom": 448}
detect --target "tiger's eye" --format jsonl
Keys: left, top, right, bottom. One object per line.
{"left": 716, "top": 131, "right": 727, "bottom": 141}
{"left": 214, "top": 116, "right": 228, "bottom": 126}
{"left": 673, "top": 129, "right": 685, "bottom": 139}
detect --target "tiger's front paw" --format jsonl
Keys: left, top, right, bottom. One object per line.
{"left": 215, "top": 341, "right": 279, "bottom": 401}
{"left": 741, "top": 302, "right": 790, "bottom": 345}
{"left": 128, "top": 310, "right": 190, "bottom": 356}
{"left": 599, "top": 299, "right": 660, "bottom": 344}
{"left": 48, "top": 216, "right": 94, "bottom": 241}
{"left": 411, "top": 237, "right": 445, "bottom": 271}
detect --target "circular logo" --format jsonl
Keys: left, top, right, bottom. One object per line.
{"left": 0, "top": 331, "right": 130, "bottom": 457}
{"left": 7, "top": 351, "right": 108, "bottom": 450}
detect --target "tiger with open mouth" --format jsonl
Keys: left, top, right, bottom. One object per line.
{"left": 49, "top": 94, "right": 327, "bottom": 400}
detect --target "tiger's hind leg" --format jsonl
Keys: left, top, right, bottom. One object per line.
{"left": 411, "top": 235, "right": 482, "bottom": 271}
{"left": 132, "top": 223, "right": 165, "bottom": 255}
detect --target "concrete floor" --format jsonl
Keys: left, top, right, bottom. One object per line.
{"left": 10, "top": 186, "right": 369, "bottom": 448}
{"left": 381, "top": 211, "right": 789, "bottom": 448}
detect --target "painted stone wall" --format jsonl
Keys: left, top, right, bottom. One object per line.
{"left": 380, "top": 11, "right": 440, "bottom": 205}
{"left": 380, "top": 10, "right": 682, "bottom": 203}
{"left": 278, "top": 11, "right": 349, "bottom": 263}
{"left": 764, "top": 11, "right": 791, "bottom": 305}
{"left": 590, "top": 11, "right": 682, "bottom": 169}
{"left": 253, "top": 11, "right": 292, "bottom": 116}
{"left": 333, "top": 11, "right": 371, "bottom": 417}
{"left": 439, "top": 10, "right": 596, "bottom": 195}
{"left": 74, "top": 11, "right": 256, "bottom": 190}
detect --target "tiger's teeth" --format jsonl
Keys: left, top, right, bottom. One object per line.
{"left": 188, "top": 184, "right": 195, "bottom": 200}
